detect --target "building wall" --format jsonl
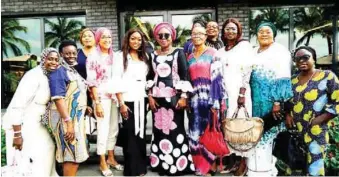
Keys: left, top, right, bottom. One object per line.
{"left": 217, "top": 3, "right": 250, "bottom": 39}
{"left": 1, "top": 0, "right": 119, "bottom": 50}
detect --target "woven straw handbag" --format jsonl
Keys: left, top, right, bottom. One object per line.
{"left": 222, "top": 106, "right": 264, "bottom": 152}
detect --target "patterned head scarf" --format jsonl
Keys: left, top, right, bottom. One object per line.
{"left": 256, "top": 21, "right": 277, "bottom": 38}
{"left": 94, "top": 27, "right": 114, "bottom": 62}
{"left": 40, "top": 47, "right": 59, "bottom": 75}
{"left": 79, "top": 28, "right": 95, "bottom": 45}
{"left": 153, "top": 22, "right": 176, "bottom": 40}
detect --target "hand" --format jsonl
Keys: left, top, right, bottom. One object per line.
{"left": 13, "top": 136, "right": 23, "bottom": 151}
{"left": 148, "top": 96, "right": 159, "bottom": 112}
{"left": 64, "top": 121, "right": 75, "bottom": 142}
{"left": 120, "top": 104, "right": 130, "bottom": 119}
{"left": 285, "top": 113, "right": 295, "bottom": 128}
{"left": 237, "top": 96, "right": 245, "bottom": 108}
{"left": 176, "top": 98, "right": 187, "bottom": 110}
{"left": 85, "top": 106, "right": 93, "bottom": 116}
{"left": 272, "top": 103, "right": 282, "bottom": 120}
{"left": 95, "top": 104, "right": 104, "bottom": 118}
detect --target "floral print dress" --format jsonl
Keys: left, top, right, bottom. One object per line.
{"left": 289, "top": 70, "right": 339, "bottom": 176}
{"left": 147, "top": 48, "right": 195, "bottom": 175}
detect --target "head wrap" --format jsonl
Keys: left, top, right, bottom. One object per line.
{"left": 79, "top": 28, "right": 95, "bottom": 45}
{"left": 153, "top": 22, "right": 176, "bottom": 40}
{"left": 256, "top": 21, "right": 277, "bottom": 38}
{"left": 40, "top": 47, "right": 59, "bottom": 75}
{"left": 94, "top": 27, "right": 114, "bottom": 63}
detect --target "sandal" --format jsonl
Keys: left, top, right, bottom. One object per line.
{"left": 108, "top": 163, "right": 124, "bottom": 171}
{"left": 101, "top": 169, "right": 113, "bottom": 177}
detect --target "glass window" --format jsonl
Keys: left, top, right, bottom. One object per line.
{"left": 249, "top": 8, "right": 290, "bottom": 48}
{"left": 293, "top": 7, "right": 336, "bottom": 70}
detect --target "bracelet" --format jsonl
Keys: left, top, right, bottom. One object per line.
{"left": 119, "top": 100, "right": 125, "bottom": 107}
{"left": 14, "top": 130, "right": 21, "bottom": 134}
{"left": 13, "top": 136, "right": 22, "bottom": 139}
{"left": 239, "top": 93, "right": 245, "bottom": 97}
{"left": 274, "top": 102, "right": 281, "bottom": 106}
{"left": 63, "top": 117, "right": 71, "bottom": 122}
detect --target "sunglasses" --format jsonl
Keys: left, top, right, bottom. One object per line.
{"left": 158, "top": 33, "right": 170, "bottom": 40}
{"left": 293, "top": 54, "right": 311, "bottom": 62}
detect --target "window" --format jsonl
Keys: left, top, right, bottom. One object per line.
{"left": 120, "top": 10, "right": 215, "bottom": 48}
{"left": 1, "top": 15, "right": 85, "bottom": 108}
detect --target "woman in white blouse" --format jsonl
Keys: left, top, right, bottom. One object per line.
{"left": 3, "top": 48, "right": 60, "bottom": 177}
{"left": 113, "top": 28, "right": 149, "bottom": 176}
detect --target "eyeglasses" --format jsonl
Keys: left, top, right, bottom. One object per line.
{"left": 101, "top": 35, "right": 112, "bottom": 40}
{"left": 191, "top": 33, "right": 207, "bottom": 38}
{"left": 293, "top": 55, "right": 311, "bottom": 62}
{"left": 224, "top": 27, "right": 237, "bottom": 32}
{"left": 158, "top": 33, "right": 170, "bottom": 40}
{"left": 207, "top": 25, "right": 218, "bottom": 29}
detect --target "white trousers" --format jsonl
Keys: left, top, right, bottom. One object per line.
{"left": 246, "top": 140, "right": 278, "bottom": 177}
{"left": 95, "top": 99, "right": 119, "bottom": 155}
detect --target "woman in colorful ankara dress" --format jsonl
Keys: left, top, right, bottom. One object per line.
{"left": 3, "top": 48, "right": 60, "bottom": 177}
{"left": 285, "top": 46, "right": 339, "bottom": 176}
{"left": 48, "top": 40, "right": 89, "bottom": 176}
{"left": 246, "top": 21, "right": 293, "bottom": 177}
{"left": 147, "top": 22, "right": 195, "bottom": 176}
{"left": 187, "top": 26, "right": 227, "bottom": 176}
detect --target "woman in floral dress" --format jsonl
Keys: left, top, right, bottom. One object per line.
{"left": 285, "top": 46, "right": 339, "bottom": 176}
{"left": 147, "top": 22, "right": 195, "bottom": 176}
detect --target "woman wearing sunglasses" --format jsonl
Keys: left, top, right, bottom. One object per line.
{"left": 146, "top": 22, "right": 195, "bottom": 176}
{"left": 285, "top": 46, "right": 339, "bottom": 176}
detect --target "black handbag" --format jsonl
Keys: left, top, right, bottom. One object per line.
{"left": 273, "top": 128, "right": 307, "bottom": 172}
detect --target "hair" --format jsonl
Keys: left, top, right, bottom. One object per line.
{"left": 58, "top": 40, "right": 77, "bottom": 53}
{"left": 121, "top": 28, "right": 148, "bottom": 71}
{"left": 79, "top": 28, "right": 95, "bottom": 45}
{"left": 294, "top": 46, "right": 317, "bottom": 63}
{"left": 95, "top": 27, "right": 114, "bottom": 62}
{"left": 221, "top": 18, "right": 243, "bottom": 46}
{"left": 192, "top": 19, "right": 207, "bottom": 29}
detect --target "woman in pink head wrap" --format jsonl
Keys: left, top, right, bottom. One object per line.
{"left": 146, "top": 22, "right": 195, "bottom": 175}
{"left": 86, "top": 27, "right": 123, "bottom": 177}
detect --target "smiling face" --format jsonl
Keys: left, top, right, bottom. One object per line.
{"left": 61, "top": 45, "right": 78, "bottom": 66}
{"left": 206, "top": 21, "right": 219, "bottom": 38}
{"left": 44, "top": 52, "right": 59, "bottom": 71}
{"left": 129, "top": 31, "right": 142, "bottom": 51}
{"left": 81, "top": 30, "right": 95, "bottom": 47}
{"left": 99, "top": 30, "right": 112, "bottom": 50}
{"left": 156, "top": 28, "right": 172, "bottom": 48}
{"left": 257, "top": 26, "right": 274, "bottom": 47}
{"left": 224, "top": 22, "right": 238, "bottom": 41}
{"left": 295, "top": 49, "right": 315, "bottom": 71}
{"left": 191, "top": 27, "right": 207, "bottom": 46}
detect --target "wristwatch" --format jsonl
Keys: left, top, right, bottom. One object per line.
{"left": 239, "top": 93, "right": 245, "bottom": 97}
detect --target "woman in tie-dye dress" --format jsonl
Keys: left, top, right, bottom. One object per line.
{"left": 187, "top": 26, "right": 227, "bottom": 176}
{"left": 285, "top": 46, "right": 339, "bottom": 176}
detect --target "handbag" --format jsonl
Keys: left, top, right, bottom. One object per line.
{"left": 273, "top": 128, "right": 307, "bottom": 172}
{"left": 1, "top": 150, "right": 33, "bottom": 177}
{"left": 199, "top": 110, "right": 230, "bottom": 157}
{"left": 222, "top": 106, "right": 264, "bottom": 152}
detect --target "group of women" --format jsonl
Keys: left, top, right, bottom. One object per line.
{"left": 3, "top": 17, "right": 339, "bottom": 177}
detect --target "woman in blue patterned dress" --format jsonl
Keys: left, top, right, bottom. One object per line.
{"left": 246, "top": 21, "right": 293, "bottom": 177}
{"left": 285, "top": 46, "right": 339, "bottom": 176}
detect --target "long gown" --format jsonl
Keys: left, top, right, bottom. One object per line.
{"left": 147, "top": 48, "right": 195, "bottom": 175}
{"left": 247, "top": 42, "right": 293, "bottom": 176}
{"left": 215, "top": 41, "right": 253, "bottom": 156}
{"left": 187, "top": 47, "right": 227, "bottom": 175}
{"left": 3, "top": 66, "right": 58, "bottom": 177}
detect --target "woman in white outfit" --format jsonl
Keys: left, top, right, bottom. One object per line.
{"left": 3, "top": 48, "right": 60, "bottom": 177}
{"left": 215, "top": 18, "right": 253, "bottom": 176}
{"left": 86, "top": 27, "right": 123, "bottom": 177}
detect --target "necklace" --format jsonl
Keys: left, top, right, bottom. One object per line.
{"left": 158, "top": 47, "right": 172, "bottom": 55}
{"left": 296, "top": 70, "right": 317, "bottom": 102}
